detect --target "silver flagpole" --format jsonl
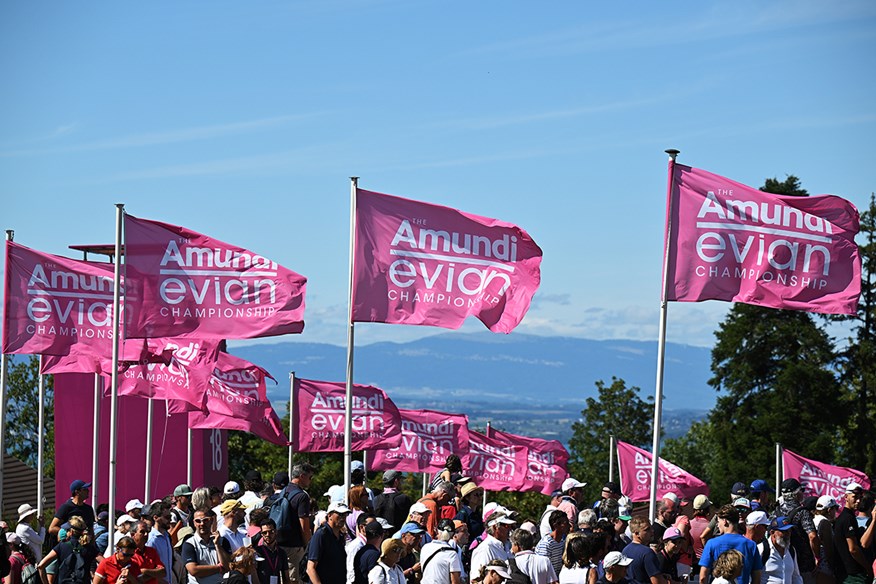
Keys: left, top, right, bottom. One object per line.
{"left": 422, "top": 474, "right": 428, "bottom": 497}
{"left": 145, "top": 399, "right": 154, "bottom": 501}
{"left": 288, "top": 371, "right": 296, "bottom": 477}
{"left": 37, "top": 357, "right": 46, "bottom": 515}
{"left": 343, "top": 177, "right": 359, "bottom": 505}
{"left": 609, "top": 435, "right": 616, "bottom": 484}
{"left": 0, "top": 229, "right": 14, "bottom": 513}
{"left": 483, "top": 421, "right": 491, "bottom": 510}
{"left": 107, "top": 203, "right": 125, "bottom": 554}
{"left": 92, "top": 375, "right": 102, "bottom": 505}
{"left": 648, "top": 148, "right": 679, "bottom": 522}
{"left": 187, "top": 428, "right": 193, "bottom": 485}
{"left": 776, "top": 442, "right": 782, "bottom": 497}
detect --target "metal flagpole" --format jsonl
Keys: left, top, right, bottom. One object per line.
{"left": 648, "top": 148, "right": 680, "bottom": 522}
{"left": 776, "top": 442, "right": 782, "bottom": 497}
{"left": 483, "top": 421, "right": 491, "bottom": 510}
{"left": 37, "top": 357, "right": 46, "bottom": 515}
{"left": 609, "top": 435, "right": 616, "bottom": 484}
{"left": 288, "top": 372, "right": 296, "bottom": 477}
{"left": 422, "top": 474, "right": 428, "bottom": 497}
{"left": 187, "top": 428, "right": 193, "bottom": 485}
{"left": 0, "top": 229, "right": 14, "bottom": 513}
{"left": 145, "top": 399, "right": 153, "bottom": 502}
{"left": 92, "top": 375, "right": 102, "bottom": 505}
{"left": 343, "top": 177, "right": 359, "bottom": 505}
{"left": 107, "top": 203, "right": 125, "bottom": 554}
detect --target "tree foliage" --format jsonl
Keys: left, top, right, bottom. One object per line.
{"left": 567, "top": 377, "right": 654, "bottom": 504}
{"left": 4, "top": 355, "right": 55, "bottom": 477}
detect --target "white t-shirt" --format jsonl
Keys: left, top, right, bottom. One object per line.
{"left": 368, "top": 561, "right": 406, "bottom": 584}
{"left": 515, "top": 550, "right": 559, "bottom": 584}
{"left": 470, "top": 535, "right": 511, "bottom": 582}
{"left": 558, "top": 565, "right": 590, "bottom": 584}
{"left": 420, "top": 541, "right": 462, "bottom": 584}
{"left": 346, "top": 537, "right": 366, "bottom": 584}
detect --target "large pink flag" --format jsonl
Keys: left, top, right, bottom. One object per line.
{"left": 124, "top": 214, "right": 307, "bottom": 340}
{"left": 489, "top": 428, "right": 569, "bottom": 495}
{"left": 665, "top": 164, "right": 861, "bottom": 315}
{"left": 467, "top": 430, "right": 528, "bottom": 491}
{"left": 3, "top": 241, "right": 116, "bottom": 359}
{"left": 184, "top": 351, "right": 288, "bottom": 445}
{"left": 352, "top": 188, "right": 542, "bottom": 333}
{"left": 294, "top": 378, "right": 402, "bottom": 452}
{"left": 369, "top": 409, "right": 470, "bottom": 473}
{"left": 782, "top": 449, "right": 870, "bottom": 502}
{"left": 617, "top": 441, "right": 708, "bottom": 502}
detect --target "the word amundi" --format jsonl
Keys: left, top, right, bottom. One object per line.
{"left": 387, "top": 220, "right": 515, "bottom": 298}
{"left": 799, "top": 462, "right": 856, "bottom": 497}
{"left": 695, "top": 191, "right": 833, "bottom": 276}
{"left": 158, "top": 240, "right": 278, "bottom": 306}
{"left": 26, "top": 263, "right": 116, "bottom": 332}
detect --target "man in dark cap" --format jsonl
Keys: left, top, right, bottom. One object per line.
{"left": 777, "top": 479, "right": 819, "bottom": 584}
{"left": 50, "top": 480, "right": 95, "bottom": 537}
{"left": 749, "top": 480, "right": 775, "bottom": 513}
{"left": 374, "top": 470, "right": 412, "bottom": 532}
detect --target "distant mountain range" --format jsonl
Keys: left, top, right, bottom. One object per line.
{"left": 231, "top": 333, "right": 716, "bottom": 444}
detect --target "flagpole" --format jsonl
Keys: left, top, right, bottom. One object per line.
{"left": 483, "top": 421, "right": 491, "bottom": 510}
{"left": 608, "top": 435, "right": 616, "bottom": 484}
{"left": 0, "top": 229, "right": 14, "bottom": 513}
{"left": 288, "top": 371, "right": 296, "bottom": 477}
{"left": 422, "top": 474, "right": 428, "bottom": 497}
{"left": 145, "top": 399, "right": 153, "bottom": 502}
{"left": 776, "top": 442, "right": 782, "bottom": 496}
{"left": 79, "top": 247, "right": 103, "bottom": 507}
{"left": 37, "top": 357, "right": 46, "bottom": 516}
{"left": 187, "top": 428, "right": 193, "bottom": 485}
{"left": 648, "top": 148, "right": 679, "bottom": 522}
{"left": 107, "top": 203, "right": 125, "bottom": 553}
{"left": 344, "top": 176, "right": 359, "bottom": 505}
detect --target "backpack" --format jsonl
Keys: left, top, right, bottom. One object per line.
{"left": 12, "top": 553, "right": 39, "bottom": 584}
{"left": 269, "top": 484, "right": 306, "bottom": 547}
{"left": 785, "top": 506, "right": 814, "bottom": 572}
{"left": 374, "top": 491, "right": 408, "bottom": 529}
{"left": 508, "top": 557, "right": 533, "bottom": 584}
{"left": 58, "top": 547, "right": 89, "bottom": 584}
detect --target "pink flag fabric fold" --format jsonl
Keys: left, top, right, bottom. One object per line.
{"left": 489, "top": 428, "right": 569, "bottom": 495}
{"left": 369, "top": 409, "right": 470, "bottom": 473}
{"left": 616, "top": 441, "right": 708, "bottom": 502}
{"left": 352, "top": 188, "right": 542, "bottom": 333}
{"left": 3, "top": 241, "right": 117, "bottom": 359}
{"left": 782, "top": 449, "right": 870, "bottom": 502}
{"left": 294, "top": 378, "right": 402, "bottom": 452}
{"left": 124, "top": 214, "right": 307, "bottom": 340}
{"left": 666, "top": 164, "right": 861, "bottom": 315}
{"left": 467, "top": 430, "right": 528, "bottom": 491}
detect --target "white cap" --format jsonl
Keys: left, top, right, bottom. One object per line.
{"left": 327, "top": 502, "right": 351, "bottom": 515}
{"left": 816, "top": 495, "right": 838, "bottom": 510}
{"left": 324, "top": 484, "right": 345, "bottom": 504}
{"left": 487, "top": 513, "right": 517, "bottom": 527}
{"left": 562, "top": 478, "right": 586, "bottom": 492}
{"left": 745, "top": 511, "right": 770, "bottom": 526}
{"left": 116, "top": 514, "right": 135, "bottom": 527}
{"left": 223, "top": 481, "right": 241, "bottom": 495}
{"left": 376, "top": 517, "right": 394, "bottom": 529}
{"left": 125, "top": 499, "right": 144, "bottom": 513}
{"left": 603, "top": 551, "right": 633, "bottom": 568}
{"left": 845, "top": 482, "right": 864, "bottom": 493}
{"left": 409, "top": 502, "right": 431, "bottom": 515}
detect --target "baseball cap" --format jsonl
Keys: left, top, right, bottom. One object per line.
{"left": 485, "top": 563, "right": 512, "bottom": 580}
{"left": 845, "top": 482, "right": 864, "bottom": 493}
{"left": 770, "top": 516, "right": 794, "bottom": 532}
{"left": 750, "top": 479, "right": 775, "bottom": 493}
{"left": 693, "top": 494, "right": 712, "bottom": 510}
{"left": 273, "top": 471, "right": 289, "bottom": 488}
{"left": 662, "top": 493, "right": 688, "bottom": 507}
{"left": 734, "top": 497, "right": 751, "bottom": 509}
{"left": 324, "top": 485, "right": 345, "bottom": 504}
{"left": 603, "top": 551, "right": 634, "bottom": 569}
{"left": 550, "top": 489, "right": 563, "bottom": 498}
{"left": 816, "top": 495, "right": 838, "bottom": 510}
{"left": 409, "top": 502, "right": 431, "bottom": 515}
{"left": 244, "top": 470, "right": 263, "bottom": 482}
{"left": 70, "top": 479, "right": 91, "bottom": 494}
{"left": 173, "top": 484, "right": 193, "bottom": 497}
{"left": 351, "top": 460, "right": 364, "bottom": 472}
{"left": 731, "top": 482, "right": 749, "bottom": 496}
{"left": 327, "top": 502, "right": 351, "bottom": 515}
{"left": 400, "top": 521, "right": 426, "bottom": 535}
{"left": 219, "top": 499, "right": 244, "bottom": 516}
{"left": 376, "top": 517, "right": 394, "bottom": 530}
{"left": 116, "top": 514, "right": 135, "bottom": 527}
{"left": 603, "top": 481, "right": 621, "bottom": 494}
{"left": 223, "top": 481, "right": 241, "bottom": 495}
{"left": 125, "top": 499, "right": 144, "bottom": 513}
{"left": 382, "top": 470, "right": 402, "bottom": 484}
{"left": 663, "top": 527, "right": 684, "bottom": 541}
{"left": 488, "top": 513, "right": 517, "bottom": 527}
{"left": 97, "top": 511, "right": 109, "bottom": 522}
{"left": 781, "top": 478, "right": 802, "bottom": 494}
{"left": 745, "top": 511, "right": 770, "bottom": 527}
{"left": 562, "top": 478, "right": 586, "bottom": 492}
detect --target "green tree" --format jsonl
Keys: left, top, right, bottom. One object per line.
{"left": 688, "top": 175, "right": 843, "bottom": 499}
{"left": 4, "top": 355, "right": 55, "bottom": 477}
{"left": 567, "top": 377, "right": 654, "bottom": 504}
{"left": 830, "top": 193, "right": 876, "bottom": 476}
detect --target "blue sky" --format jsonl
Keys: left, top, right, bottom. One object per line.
{"left": 2, "top": 0, "right": 875, "bottom": 349}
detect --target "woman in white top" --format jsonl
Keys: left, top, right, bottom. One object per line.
{"left": 368, "top": 539, "right": 406, "bottom": 584}
{"left": 559, "top": 533, "right": 599, "bottom": 584}
{"left": 15, "top": 503, "right": 45, "bottom": 562}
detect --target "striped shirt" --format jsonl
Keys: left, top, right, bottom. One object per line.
{"left": 535, "top": 534, "right": 565, "bottom": 576}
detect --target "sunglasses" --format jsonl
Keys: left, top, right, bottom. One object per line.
{"left": 118, "top": 549, "right": 135, "bottom": 557}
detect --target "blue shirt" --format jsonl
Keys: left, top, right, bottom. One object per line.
{"left": 622, "top": 542, "right": 662, "bottom": 584}
{"left": 700, "top": 533, "right": 763, "bottom": 584}
{"left": 147, "top": 528, "right": 173, "bottom": 584}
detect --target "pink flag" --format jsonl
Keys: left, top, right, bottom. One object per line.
{"left": 124, "top": 214, "right": 307, "bottom": 340}
{"left": 369, "top": 409, "right": 470, "bottom": 473}
{"left": 294, "top": 378, "right": 402, "bottom": 452}
{"left": 467, "top": 430, "right": 528, "bottom": 491}
{"left": 666, "top": 164, "right": 861, "bottom": 315}
{"left": 186, "top": 352, "right": 288, "bottom": 445}
{"left": 489, "top": 428, "right": 569, "bottom": 495}
{"left": 352, "top": 188, "right": 542, "bottom": 333}
{"left": 3, "top": 241, "right": 116, "bottom": 359}
{"left": 782, "top": 449, "right": 870, "bottom": 502}
{"left": 40, "top": 338, "right": 156, "bottom": 376}
{"left": 616, "top": 441, "right": 708, "bottom": 503}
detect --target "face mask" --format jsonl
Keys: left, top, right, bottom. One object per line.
{"left": 777, "top": 534, "right": 790, "bottom": 548}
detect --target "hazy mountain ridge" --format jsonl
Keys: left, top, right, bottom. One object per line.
{"left": 231, "top": 333, "right": 714, "bottom": 443}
